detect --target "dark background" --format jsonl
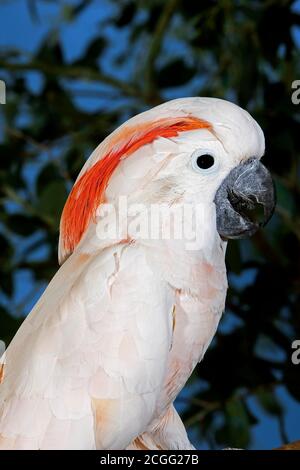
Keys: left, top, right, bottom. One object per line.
{"left": 0, "top": 0, "right": 300, "bottom": 449}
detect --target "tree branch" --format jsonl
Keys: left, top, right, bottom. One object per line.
{"left": 0, "top": 60, "right": 142, "bottom": 99}
{"left": 2, "top": 185, "right": 54, "bottom": 226}
{"left": 275, "top": 440, "right": 300, "bottom": 450}
{"left": 144, "top": 0, "right": 180, "bottom": 100}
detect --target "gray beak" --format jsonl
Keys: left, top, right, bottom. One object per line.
{"left": 214, "top": 157, "right": 276, "bottom": 239}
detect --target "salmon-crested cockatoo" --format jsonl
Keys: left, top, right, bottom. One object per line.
{"left": 0, "top": 98, "right": 275, "bottom": 450}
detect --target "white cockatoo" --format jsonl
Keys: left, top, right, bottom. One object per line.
{"left": 0, "top": 98, "right": 275, "bottom": 450}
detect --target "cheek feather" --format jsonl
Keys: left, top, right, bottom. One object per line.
{"left": 60, "top": 117, "right": 212, "bottom": 260}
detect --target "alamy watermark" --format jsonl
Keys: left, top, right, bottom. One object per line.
{"left": 291, "top": 80, "right": 300, "bottom": 105}
{"left": 291, "top": 340, "right": 300, "bottom": 365}
{"left": 0, "top": 340, "right": 5, "bottom": 360}
{"left": 0, "top": 80, "right": 6, "bottom": 104}
{"left": 95, "top": 197, "right": 215, "bottom": 251}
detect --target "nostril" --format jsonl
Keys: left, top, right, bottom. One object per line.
{"left": 228, "top": 190, "right": 266, "bottom": 226}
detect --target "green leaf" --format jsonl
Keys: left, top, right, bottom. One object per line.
{"left": 0, "top": 307, "right": 23, "bottom": 345}
{"left": 0, "top": 272, "right": 13, "bottom": 297}
{"left": 216, "top": 400, "right": 251, "bottom": 448}
{"left": 74, "top": 37, "right": 107, "bottom": 67}
{"left": 6, "top": 214, "right": 40, "bottom": 236}
{"left": 276, "top": 180, "right": 296, "bottom": 216}
{"left": 116, "top": 2, "right": 136, "bottom": 27}
{"left": 156, "top": 59, "right": 196, "bottom": 88}
{"left": 36, "top": 163, "right": 62, "bottom": 197}
{"left": 36, "top": 32, "right": 64, "bottom": 64}
{"left": 0, "top": 234, "right": 13, "bottom": 262}
{"left": 37, "top": 181, "right": 67, "bottom": 227}
{"left": 226, "top": 241, "right": 242, "bottom": 274}
{"left": 256, "top": 388, "right": 283, "bottom": 416}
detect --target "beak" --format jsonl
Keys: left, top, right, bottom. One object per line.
{"left": 214, "top": 157, "right": 276, "bottom": 239}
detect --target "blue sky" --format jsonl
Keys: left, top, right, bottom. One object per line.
{"left": 0, "top": 0, "right": 300, "bottom": 450}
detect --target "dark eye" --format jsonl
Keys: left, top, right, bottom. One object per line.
{"left": 191, "top": 150, "right": 218, "bottom": 174}
{"left": 196, "top": 154, "right": 215, "bottom": 169}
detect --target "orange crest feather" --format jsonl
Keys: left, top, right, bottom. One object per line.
{"left": 60, "top": 116, "right": 212, "bottom": 257}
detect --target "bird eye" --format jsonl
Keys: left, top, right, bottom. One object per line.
{"left": 196, "top": 154, "right": 215, "bottom": 169}
{"left": 191, "top": 150, "right": 217, "bottom": 174}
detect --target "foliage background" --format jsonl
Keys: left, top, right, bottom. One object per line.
{"left": 0, "top": 0, "right": 300, "bottom": 449}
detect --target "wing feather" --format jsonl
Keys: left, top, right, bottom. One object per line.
{"left": 0, "top": 243, "right": 173, "bottom": 449}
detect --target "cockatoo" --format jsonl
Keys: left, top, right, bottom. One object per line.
{"left": 0, "top": 98, "right": 275, "bottom": 450}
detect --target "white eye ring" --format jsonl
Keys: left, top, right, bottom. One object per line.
{"left": 191, "top": 149, "right": 218, "bottom": 174}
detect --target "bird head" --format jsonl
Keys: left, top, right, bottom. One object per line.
{"left": 59, "top": 97, "right": 275, "bottom": 263}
